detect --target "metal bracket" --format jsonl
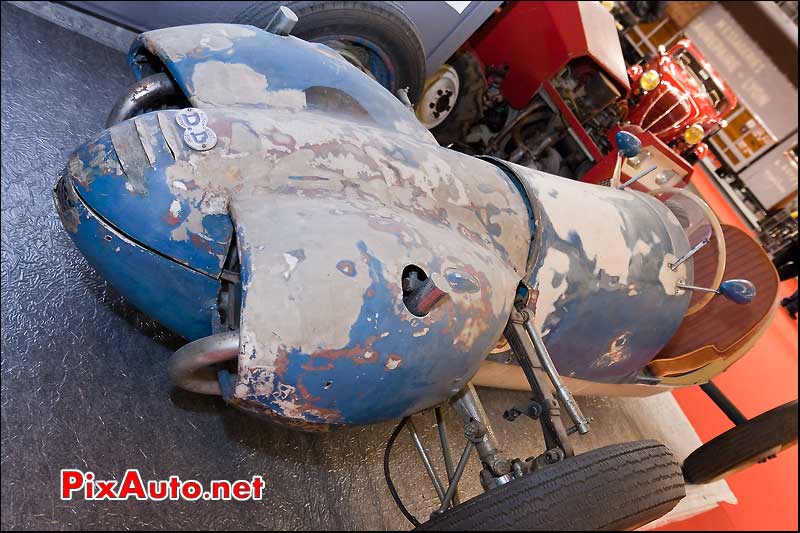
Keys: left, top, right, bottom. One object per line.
{"left": 449, "top": 383, "right": 514, "bottom": 491}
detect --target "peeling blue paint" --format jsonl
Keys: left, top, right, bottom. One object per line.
{"left": 239, "top": 240, "right": 505, "bottom": 426}
{"left": 54, "top": 172, "right": 219, "bottom": 340}
{"left": 68, "top": 113, "right": 233, "bottom": 278}
{"left": 128, "top": 24, "right": 430, "bottom": 142}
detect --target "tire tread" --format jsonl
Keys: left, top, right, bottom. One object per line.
{"left": 416, "top": 440, "right": 685, "bottom": 531}
{"left": 232, "top": 1, "right": 425, "bottom": 99}
{"left": 682, "top": 400, "right": 798, "bottom": 484}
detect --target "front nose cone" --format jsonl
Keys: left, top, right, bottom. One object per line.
{"left": 66, "top": 112, "right": 233, "bottom": 278}
{"left": 54, "top": 161, "right": 222, "bottom": 341}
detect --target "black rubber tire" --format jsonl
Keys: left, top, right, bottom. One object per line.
{"left": 681, "top": 149, "right": 699, "bottom": 166}
{"left": 415, "top": 440, "right": 685, "bottom": 531}
{"left": 682, "top": 400, "right": 798, "bottom": 485}
{"left": 232, "top": 1, "right": 426, "bottom": 102}
{"left": 626, "top": 1, "right": 668, "bottom": 24}
{"left": 429, "top": 50, "right": 486, "bottom": 146}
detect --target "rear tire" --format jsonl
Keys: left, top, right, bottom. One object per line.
{"left": 232, "top": 1, "right": 426, "bottom": 102}
{"left": 682, "top": 400, "right": 798, "bottom": 484}
{"left": 415, "top": 440, "right": 685, "bottom": 531}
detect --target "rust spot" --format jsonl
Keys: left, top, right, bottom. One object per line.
{"left": 189, "top": 233, "right": 214, "bottom": 253}
{"left": 336, "top": 260, "right": 356, "bottom": 277}
{"left": 300, "top": 359, "right": 335, "bottom": 372}
{"left": 228, "top": 396, "right": 335, "bottom": 432}
{"left": 265, "top": 129, "right": 296, "bottom": 151}
{"left": 593, "top": 331, "right": 633, "bottom": 368}
{"left": 274, "top": 346, "right": 292, "bottom": 378}
{"left": 164, "top": 211, "right": 181, "bottom": 226}
{"left": 288, "top": 175, "right": 329, "bottom": 181}
{"left": 286, "top": 331, "right": 387, "bottom": 378}
{"left": 457, "top": 223, "right": 486, "bottom": 247}
{"left": 225, "top": 166, "right": 241, "bottom": 181}
{"left": 295, "top": 378, "right": 321, "bottom": 403}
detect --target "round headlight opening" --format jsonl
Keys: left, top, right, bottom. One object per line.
{"left": 684, "top": 124, "right": 705, "bottom": 145}
{"left": 639, "top": 70, "right": 660, "bottom": 91}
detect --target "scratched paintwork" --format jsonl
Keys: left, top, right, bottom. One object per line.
{"left": 496, "top": 160, "right": 693, "bottom": 382}
{"left": 69, "top": 113, "right": 234, "bottom": 277}
{"left": 128, "top": 24, "right": 432, "bottom": 144}
{"left": 62, "top": 105, "right": 532, "bottom": 427}
{"left": 53, "top": 170, "right": 220, "bottom": 340}
{"left": 56, "top": 23, "right": 698, "bottom": 429}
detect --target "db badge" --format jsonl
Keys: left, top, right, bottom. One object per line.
{"left": 176, "top": 108, "right": 217, "bottom": 151}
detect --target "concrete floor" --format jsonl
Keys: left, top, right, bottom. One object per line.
{"left": 0, "top": 3, "right": 731, "bottom": 530}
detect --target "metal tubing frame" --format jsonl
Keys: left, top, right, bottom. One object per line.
{"left": 168, "top": 330, "right": 239, "bottom": 395}
{"left": 449, "top": 383, "right": 509, "bottom": 475}
{"left": 438, "top": 441, "right": 473, "bottom": 513}
{"left": 105, "top": 72, "right": 181, "bottom": 128}
{"left": 435, "top": 406, "right": 460, "bottom": 506}
{"left": 700, "top": 381, "right": 748, "bottom": 425}
{"left": 617, "top": 163, "right": 658, "bottom": 189}
{"left": 503, "top": 308, "right": 579, "bottom": 457}
{"left": 406, "top": 418, "right": 447, "bottom": 503}
{"left": 670, "top": 235, "right": 711, "bottom": 270}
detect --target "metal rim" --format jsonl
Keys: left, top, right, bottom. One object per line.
{"left": 168, "top": 330, "right": 239, "bottom": 395}
{"left": 415, "top": 64, "right": 460, "bottom": 129}
{"left": 317, "top": 35, "right": 395, "bottom": 92}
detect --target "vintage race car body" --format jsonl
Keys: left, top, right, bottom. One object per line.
{"left": 56, "top": 23, "right": 701, "bottom": 430}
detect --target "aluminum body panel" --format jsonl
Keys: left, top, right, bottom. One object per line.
{"left": 54, "top": 168, "right": 220, "bottom": 340}
{"left": 128, "top": 24, "right": 432, "bottom": 143}
{"left": 67, "top": 115, "right": 234, "bottom": 278}
{"left": 63, "top": 105, "right": 532, "bottom": 428}
{"left": 499, "top": 160, "right": 694, "bottom": 383}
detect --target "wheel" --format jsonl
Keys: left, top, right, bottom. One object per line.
{"left": 626, "top": 1, "right": 668, "bottom": 24}
{"left": 681, "top": 150, "right": 699, "bottom": 166}
{"left": 682, "top": 400, "right": 798, "bottom": 484}
{"left": 415, "top": 440, "right": 685, "bottom": 531}
{"left": 232, "top": 1, "right": 426, "bottom": 102}
{"left": 419, "top": 50, "right": 486, "bottom": 146}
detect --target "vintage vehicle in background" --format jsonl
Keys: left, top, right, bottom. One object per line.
{"left": 54, "top": 12, "right": 797, "bottom": 530}
{"left": 63, "top": 1, "right": 735, "bottom": 191}
{"left": 415, "top": 1, "right": 699, "bottom": 192}
{"left": 626, "top": 38, "right": 738, "bottom": 165}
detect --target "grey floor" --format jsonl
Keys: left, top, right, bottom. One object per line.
{"left": 0, "top": 3, "right": 728, "bottom": 530}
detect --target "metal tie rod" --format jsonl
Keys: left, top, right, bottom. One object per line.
{"left": 438, "top": 442, "right": 473, "bottom": 513}
{"left": 523, "top": 319, "right": 590, "bottom": 435}
{"left": 617, "top": 163, "right": 658, "bottom": 189}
